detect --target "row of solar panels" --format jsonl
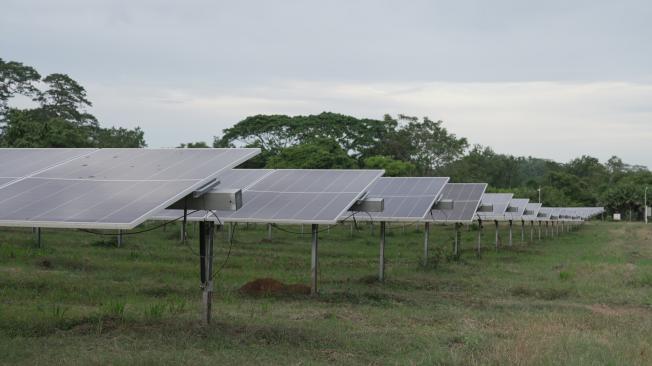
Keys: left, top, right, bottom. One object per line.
{"left": 152, "top": 169, "right": 604, "bottom": 225}
{"left": 0, "top": 148, "right": 603, "bottom": 230}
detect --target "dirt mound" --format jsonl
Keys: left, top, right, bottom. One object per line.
{"left": 36, "top": 258, "right": 53, "bottom": 269}
{"left": 239, "top": 278, "right": 310, "bottom": 296}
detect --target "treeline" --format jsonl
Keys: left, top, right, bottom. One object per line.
{"left": 0, "top": 58, "right": 145, "bottom": 148}
{"left": 213, "top": 113, "right": 652, "bottom": 218}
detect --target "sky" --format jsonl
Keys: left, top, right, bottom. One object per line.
{"left": 2, "top": 0, "right": 651, "bottom": 167}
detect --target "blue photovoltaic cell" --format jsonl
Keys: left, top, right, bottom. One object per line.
{"left": 348, "top": 177, "right": 449, "bottom": 222}
{"left": 215, "top": 169, "right": 384, "bottom": 224}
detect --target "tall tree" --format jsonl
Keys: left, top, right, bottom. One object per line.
{"left": 397, "top": 115, "right": 468, "bottom": 175}
{"left": 0, "top": 58, "right": 41, "bottom": 114}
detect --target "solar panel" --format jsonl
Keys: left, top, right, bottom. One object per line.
{"left": 505, "top": 198, "right": 529, "bottom": 220}
{"left": 152, "top": 169, "right": 274, "bottom": 221}
{"left": 346, "top": 177, "right": 449, "bottom": 222}
{"left": 0, "top": 148, "right": 96, "bottom": 188}
{"left": 0, "top": 148, "right": 259, "bottom": 229}
{"left": 214, "top": 169, "right": 384, "bottom": 224}
{"left": 429, "top": 183, "right": 487, "bottom": 223}
{"left": 477, "top": 193, "right": 513, "bottom": 221}
{"left": 549, "top": 208, "right": 562, "bottom": 219}
{"left": 521, "top": 202, "right": 543, "bottom": 221}
{"left": 537, "top": 207, "right": 552, "bottom": 220}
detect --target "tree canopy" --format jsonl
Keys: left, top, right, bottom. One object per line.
{"left": 0, "top": 58, "right": 146, "bottom": 148}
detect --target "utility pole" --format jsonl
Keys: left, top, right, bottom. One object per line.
{"left": 537, "top": 186, "right": 541, "bottom": 204}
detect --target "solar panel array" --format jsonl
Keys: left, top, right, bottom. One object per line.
{"left": 521, "top": 202, "right": 543, "bottom": 221}
{"left": 0, "top": 149, "right": 605, "bottom": 229}
{"left": 347, "top": 177, "right": 449, "bottom": 222}
{"left": 504, "top": 198, "right": 530, "bottom": 221}
{"left": 477, "top": 193, "right": 513, "bottom": 220}
{"left": 537, "top": 207, "right": 553, "bottom": 220}
{"left": 0, "top": 148, "right": 259, "bottom": 229}
{"left": 429, "top": 183, "right": 487, "bottom": 223}
{"left": 214, "top": 169, "right": 384, "bottom": 224}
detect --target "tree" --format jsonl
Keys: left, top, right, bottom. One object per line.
{"left": 0, "top": 58, "right": 41, "bottom": 114}
{"left": 0, "top": 58, "right": 147, "bottom": 148}
{"left": 363, "top": 156, "right": 415, "bottom": 176}
{"left": 96, "top": 127, "right": 146, "bottom": 148}
{"left": 178, "top": 141, "right": 209, "bottom": 148}
{"left": 38, "top": 73, "right": 97, "bottom": 127}
{"left": 397, "top": 115, "right": 468, "bottom": 175}
{"left": 265, "top": 139, "right": 356, "bottom": 169}
{"left": 602, "top": 182, "right": 643, "bottom": 219}
{"left": 215, "top": 112, "right": 398, "bottom": 165}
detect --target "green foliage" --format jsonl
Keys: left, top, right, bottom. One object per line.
{"left": 265, "top": 139, "right": 356, "bottom": 169}
{"left": 102, "top": 300, "right": 127, "bottom": 319}
{"left": 143, "top": 303, "right": 166, "bottom": 321}
{"left": 0, "top": 58, "right": 41, "bottom": 113}
{"left": 0, "top": 58, "right": 146, "bottom": 148}
{"left": 177, "top": 141, "right": 209, "bottom": 148}
{"left": 396, "top": 115, "right": 468, "bottom": 175}
{"left": 363, "top": 156, "right": 415, "bottom": 176}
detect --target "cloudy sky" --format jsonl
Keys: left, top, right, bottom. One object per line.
{"left": 2, "top": 0, "right": 651, "bottom": 167}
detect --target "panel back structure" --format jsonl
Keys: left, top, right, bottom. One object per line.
{"left": 345, "top": 177, "right": 449, "bottom": 222}
{"left": 428, "top": 183, "right": 487, "bottom": 223}
{"left": 521, "top": 203, "right": 543, "bottom": 221}
{"left": 504, "top": 198, "right": 529, "bottom": 221}
{"left": 477, "top": 193, "right": 513, "bottom": 221}
{"left": 537, "top": 207, "right": 553, "bottom": 220}
{"left": 152, "top": 169, "right": 274, "bottom": 221}
{"left": 213, "top": 169, "right": 384, "bottom": 224}
{"left": 0, "top": 148, "right": 259, "bottom": 229}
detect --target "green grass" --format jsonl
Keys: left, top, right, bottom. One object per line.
{"left": 1, "top": 221, "right": 651, "bottom": 365}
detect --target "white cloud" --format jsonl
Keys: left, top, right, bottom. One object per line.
{"left": 85, "top": 80, "right": 652, "bottom": 167}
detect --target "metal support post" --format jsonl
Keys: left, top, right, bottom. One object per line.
{"left": 495, "top": 221, "right": 500, "bottom": 250}
{"left": 477, "top": 221, "right": 483, "bottom": 257}
{"left": 530, "top": 221, "right": 534, "bottom": 243}
{"left": 454, "top": 223, "right": 460, "bottom": 257}
{"left": 508, "top": 220, "right": 513, "bottom": 247}
{"left": 199, "top": 221, "right": 215, "bottom": 325}
{"left": 379, "top": 221, "right": 386, "bottom": 282}
{"left": 538, "top": 221, "right": 541, "bottom": 240}
{"left": 35, "top": 228, "right": 42, "bottom": 248}
{"left": 117, "top": 230, "right": 123, "bottom": 247}
{"left": 267, "top": 223, "right": 272, "bottom": 241}
{"left": 311, "top": 224, "right": 319, "bottom": 295}
{"left": 423, "top": 222, "right": 430, "bottom": 266}
{"left": 521, "top": 221, "right": 525, "bottom": 243}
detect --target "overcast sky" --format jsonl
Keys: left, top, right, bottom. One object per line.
{"left": 2, "top": 0, "right": 651, "bottom": 167}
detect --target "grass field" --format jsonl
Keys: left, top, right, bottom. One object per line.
{"left": 1, "top": 221, "right": 651, "bottom": 365}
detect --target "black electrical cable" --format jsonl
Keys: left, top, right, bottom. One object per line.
{"left": 213, "top": 222, "right": 236, "bottom": 278}
{"left": 79, "top": 210, "right": 200, "bottom": 236}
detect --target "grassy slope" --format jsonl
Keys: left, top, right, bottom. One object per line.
{"left": 0, "top": 221, "right": 651, "bottom": 365}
